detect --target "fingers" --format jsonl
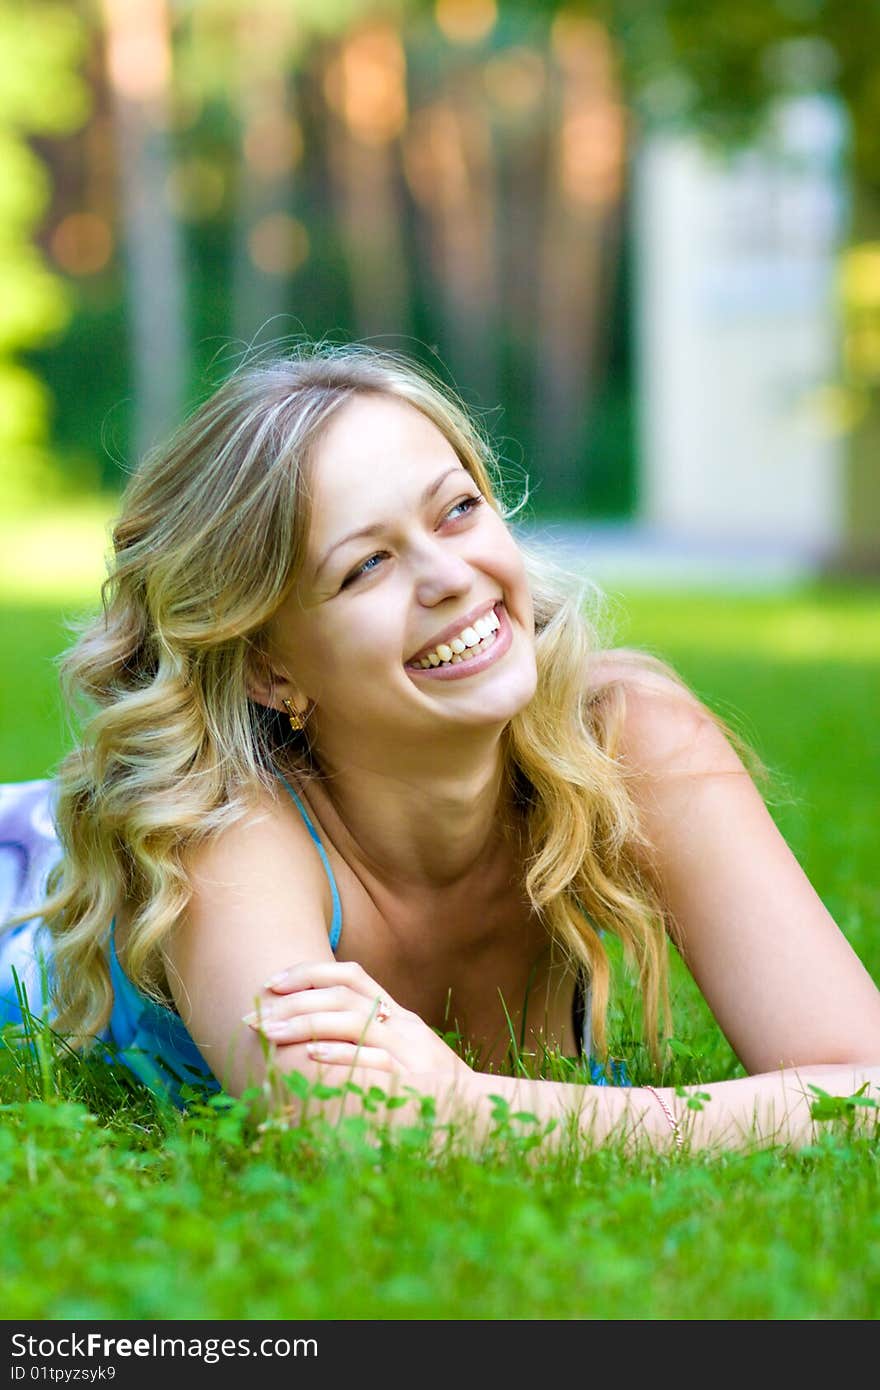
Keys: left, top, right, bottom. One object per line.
{"left": 242, "top": 985, "right": 349, "bottom": 1026}
{"left": 264, "top": 959, "right": 389, "bottom": 1004}
{"left": 305, "top": 1042, "right": 397, "bottom": 1072}
{"left": 253, "top": 1008, "right": 391, "bottom": 1049}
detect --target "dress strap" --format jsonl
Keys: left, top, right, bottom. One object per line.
{"left": 275, "top": 773, "right": 343, "bottom": 952}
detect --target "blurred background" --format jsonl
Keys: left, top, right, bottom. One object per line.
{"left": 6, "top": 0, "right": 880, "bottom": 538}
{"left": 1, "top": 0, "right": 879, "bottom": 783}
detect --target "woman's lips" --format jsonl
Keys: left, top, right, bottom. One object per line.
{"left": 404, "top": 602, "right": 512, "bottom": 682}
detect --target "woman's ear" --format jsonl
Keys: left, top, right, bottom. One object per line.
{"left": 246, "top": 651, "right": 308, "bottom": 714}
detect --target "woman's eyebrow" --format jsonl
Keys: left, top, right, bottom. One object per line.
{"left": 314, "top": 465, "right": 468, "bottom": 577}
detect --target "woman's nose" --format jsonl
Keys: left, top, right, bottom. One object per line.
{"left": 411, "top": 537, "right": 473, "bottom": 605}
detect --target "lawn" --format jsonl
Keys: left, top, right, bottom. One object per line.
{"left": 1, "top": 506, "right": 878, "bottom": 1320}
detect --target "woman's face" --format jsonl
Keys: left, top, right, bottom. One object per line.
{"left": 263, "top": 393, "right": 537, "bottom": 768}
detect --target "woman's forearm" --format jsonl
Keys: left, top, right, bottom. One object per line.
{"left": 411, "top": 1062, "right": 880, "bottom": 1155}
{"left": 258, "top": 1052, "right": 880, "bottom": 1154}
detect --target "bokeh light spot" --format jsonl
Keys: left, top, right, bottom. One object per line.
{"left": 165, "top": 158, "right": 226, "bottom": 221}
{"left": 840, "top": 242, "right": 880, "bottom": 311}
{"left": 483, "top": 47, "right": 546, "bottom": 115}
{"left": 104, "top": 0, "right": 172, "bottom": 101}
{"left": 435, "top": 0, "right": 497, "bottom": 46}
{"left": 248, "top": 213, "right": 309, "bottom": 275}
{"left": 324, "top": 24, "right": 407, "bottom": 146}
{"left": 50, "top": 213, "right": 113, "bottom": 276}
{"left": 244, "top": 113, "right": 304, "bottom": 177}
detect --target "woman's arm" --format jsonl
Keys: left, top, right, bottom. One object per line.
{"left": 161, "top": 783, "right": 349, "bottom": 1100}
{"left": 162, "top": 800, "right": 471, "bottom": 1110}
{"left": 443, "top": 1061, "right": 880, "bottom": 1152}
{"left": 250, "top": 960, "right": 879, "bottom": 1152}
{"left": 603, "top": 664, "right": 880, "bottom": 1072}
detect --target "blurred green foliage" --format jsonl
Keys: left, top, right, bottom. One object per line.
{"left": 0, "top": 2, "right": 90, "bottom": 508}
{"left": 602, "top": 0, "right": 880, "bottom": 199}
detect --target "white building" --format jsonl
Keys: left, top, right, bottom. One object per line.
{"left": 633, "top": 96, "right": 854, "bottom": 566}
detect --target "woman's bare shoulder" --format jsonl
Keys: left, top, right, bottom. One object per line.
{"left": 116, "top": 782, "right": 320, "bottom": 946}
{"left": 177, "top": 773, "right": 335, "bottom": 942}
{"left": 160, "top": 774, "right": 338, "bottom": 1061}
{"left": 589, "top": 646, "right": 700, "bottom": 700}
{"left": 183, "top": 774, "right": 312, "bottom": 859}
{"left": 587, "top": 647, "right": 723, "bottom": 775}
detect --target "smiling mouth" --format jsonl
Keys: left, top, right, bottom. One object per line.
{"left": 404, "top": 602, "right": 512, "bottom": 682}
{"left": 405, "top": 601, "right": 501, "bottom": 669}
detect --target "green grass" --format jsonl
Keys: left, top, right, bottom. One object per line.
{"left": 0, "top": 1080, "right": 877, "bottom": 1320}
{"left": 1, "top": 524, "right": 879, "bottom": 1320}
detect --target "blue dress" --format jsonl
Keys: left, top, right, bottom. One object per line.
{"left": 0, "top": 777, "right": 621, "bottom": 1108}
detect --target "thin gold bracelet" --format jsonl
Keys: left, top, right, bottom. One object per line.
{"left": 644, "top": 1085, "right": 684, "bottom": 1152}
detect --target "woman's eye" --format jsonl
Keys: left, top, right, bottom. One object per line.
{"left": 343, "top": 553, "right": 385, "bottom": 586}
{"left": 445, "top": 494, "right": 483, "bottom": 521}
{"left": 341, "top": 495, "right": 483, "bottom": 587}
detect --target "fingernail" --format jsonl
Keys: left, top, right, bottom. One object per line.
{"left": 242, "top": 1008, "right": 275, "bottom": 1027}
{"left": 264, "top": 971, "right": 290, "bottom": 989}
{"left": 306, "top": 1043, "right": 331, "bottom": 1060}
{"left": 260, "top": 1021, "right": 290, "bottom": 1038}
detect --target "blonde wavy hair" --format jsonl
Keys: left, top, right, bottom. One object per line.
{"left": 35, "top": 343, "right": 765, "bottom": 1069}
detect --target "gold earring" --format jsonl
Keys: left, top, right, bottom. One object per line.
{"left": 282, "top": 698, "right": 307, "bottom": 732}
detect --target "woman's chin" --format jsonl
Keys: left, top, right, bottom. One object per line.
{"left": 431, "top": 658, "right": 538, "bottom": 726}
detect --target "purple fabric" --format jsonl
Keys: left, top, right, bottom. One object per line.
{"left": 0, "top": 779, "right": 59, "bottom": 1024}
{"left": 0, "top": 778, "right": 218, "bottom": 1106}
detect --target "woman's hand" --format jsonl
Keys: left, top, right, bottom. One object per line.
{"left": 242, "top": 959, "right": 472, "bottom": 1081}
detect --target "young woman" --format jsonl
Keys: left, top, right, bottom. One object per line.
{"left": 3, "top": 345, "right": 879, "bottom": 1152}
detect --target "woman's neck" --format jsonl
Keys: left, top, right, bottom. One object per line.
{"left": 293, "top": 740, "right": 522, "bottom": 892}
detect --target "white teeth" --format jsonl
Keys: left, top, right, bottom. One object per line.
{"left": 416, "top": 626, "right": 499, "bottom": 671}
{"left": 411, "top": 606, "right": 502, "bottom": 668}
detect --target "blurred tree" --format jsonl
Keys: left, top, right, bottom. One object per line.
{"left": 598, "top": 0, "right": 878, "bottom": 197}
{"left": 533, "top": 13, "right": 626, "bottom": 502}
{"left": 100, "top": 0, "right": 188, "bottom": 463}
{"left": 228, "top": 2, "right": 303, "bottom": 349}
{"left": 403, "top": 26, "right": 501, "bottom": 412}
{"left": 323, "top": 19, "right": 413, "bottom": 345}
{"left": 0, "top": 1, "right": 89, "bottom": 509}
